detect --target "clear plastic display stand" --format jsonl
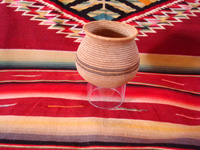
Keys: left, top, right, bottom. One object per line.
{"left": 87, "top": 83, "right": 126, "bottom": 109}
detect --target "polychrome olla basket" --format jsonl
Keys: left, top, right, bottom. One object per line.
{"left": 76, "top": 20, "right": 139, "bottom": 88}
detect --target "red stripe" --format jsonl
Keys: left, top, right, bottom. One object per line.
{"left": 0, "top": 70, "right": 199, "bottom": 125}
{"left": 0, "top": 144, "right": 193, "bottom": 150}
{"left": 1, "top": 97, "right": 199, "bottom": 125}
{"left": 0, "top": 81, "right": 199, "bottom": 106}
{"left": 0, "top": 70, "right": 199, "bottom": 94}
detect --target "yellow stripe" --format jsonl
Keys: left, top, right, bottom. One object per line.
{"left": 140, "top": 53, "right": 200, "bottom": 68}
{"left": 0, "top": 116, "right": 199, "bottom": 139}
{"left": 0, "top": 49, "right": 199, "bottom": 68}
{"left": 71, "top": 2, "right": 100, "bottom": 11}
{"left": 0, "top": 49, "right": 75, "bottom": 62}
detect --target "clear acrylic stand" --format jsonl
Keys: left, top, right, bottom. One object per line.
{"left": 87, "top": 83, "right": 126, "bottom": 109}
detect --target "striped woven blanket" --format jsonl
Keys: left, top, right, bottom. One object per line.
{"left": 0, "top": 0, "right": 200, "bottom": 149}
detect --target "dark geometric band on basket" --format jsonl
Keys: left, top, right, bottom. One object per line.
{"left": 76, "top": 54, "right": 140, "bottom": 76}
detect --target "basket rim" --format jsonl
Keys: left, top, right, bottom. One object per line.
{"left": 83, "top": 20, "right": 138, "bottom": 41}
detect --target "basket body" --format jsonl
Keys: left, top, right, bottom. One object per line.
{"left": 76, "top": 21, "right": 139, "bottom": 88}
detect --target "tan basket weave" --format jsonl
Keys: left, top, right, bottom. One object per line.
{"left": 76, "top": 20, "right": 139, "bottom": 88}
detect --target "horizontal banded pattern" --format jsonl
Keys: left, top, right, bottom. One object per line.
{"left": 0, "top": 69, "right": 199, "bottom": 149}
{"left": 1, "top": 133, "right": 200, "bottom": 147}
{"left": 0, "top": 116, "right": 199, "bottom": 139}
{"left": 1, "top": 0, "right": 200, "bottom": 149}
{"left": 76, "top": 55, "right": 140, "bottom": 76}
{"left": 0, "top": 97, "right": 200, "bottom": 125}
{"left": 0, "top": 49, "right": 199, "bottom": 74}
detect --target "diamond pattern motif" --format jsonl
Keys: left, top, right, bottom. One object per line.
{"left": 1, "top": 0, "right": 200, "bottom": 42}
{"left": 51, "top": 0, "right": 171, "bottom": 21}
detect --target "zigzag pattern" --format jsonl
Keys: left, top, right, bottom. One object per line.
{"left": 127, "top": 0, "right": 200, "bottom": 38}
{"left": 69, "top": 0, "right": 137, "bottom": 20}
{"left": 1, "top": 0, "right": 84, "bottom": 42}
{"left": 1, "top": 0, "right": 200, "bottom": 42}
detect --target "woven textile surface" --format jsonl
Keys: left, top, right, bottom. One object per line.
{"left": 0, "top": 0, "right": 200, "bottom": 149}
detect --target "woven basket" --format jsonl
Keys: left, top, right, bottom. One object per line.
{"left": 76, "top": 20, "right": 139, "bottom": 88}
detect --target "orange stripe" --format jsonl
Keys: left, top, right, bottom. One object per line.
{"left": 138, "top": 0, "right": 151, "bottom": 5}
{"left": 48, "top": 105, "right": 84, "bottom": 108}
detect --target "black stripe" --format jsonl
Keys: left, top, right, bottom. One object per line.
{"left": 114, "top": 0, "right": 170, "bottom": 20}
{"left": 105, "top": 4, "right": 126, "bottom": 16}
{"left": 0, "top": 140, "right": 200, "bottom": 149}
{"left": 49, "top": 0, "right": 96, "bottom": 21}
{"left": 76, "top": 59, "right": 138, "bottom": 76}
{"left": 48, "top": 0, "right": 175, "bottom": 21}
{"left": 76, "top": 57, "right": 139, "bottom": 76}
{"left": 117, "top": 0, "right": 140, "bottom": 10}
{"left": 80, "top": 4, "right": 103, "bottom": 14}
{"left": 76, "top": 55, "right": 139, "bottom": 73}
{"left": 130, "top": 0, "right": 169, "bottom": 13}
{"left": 64, "top": 0, "right": 88, "bottom": 7}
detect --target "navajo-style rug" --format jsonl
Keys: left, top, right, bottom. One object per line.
{"left": 0, "top": 0, "right": 200, "bottom": 149}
